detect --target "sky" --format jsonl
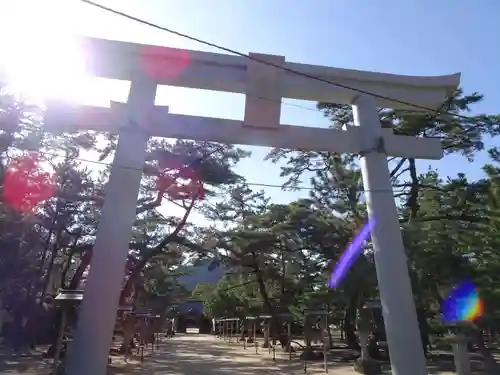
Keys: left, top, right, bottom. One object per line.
{"left": 1, "top": 0, "right": 499, "bottom": 221}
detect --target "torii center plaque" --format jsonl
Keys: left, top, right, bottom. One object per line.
{"left": 44, "top": 37, "right": 460, "bottom": 375}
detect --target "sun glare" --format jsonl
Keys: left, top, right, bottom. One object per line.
{"left": 0, "top": 3, "right": 92, "bottom": 104}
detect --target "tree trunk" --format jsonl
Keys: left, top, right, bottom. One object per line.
{"left": 305, "top": 323, "right": 312, "bottom": 350}
{"left": 327, "top": 323, "right": 333, "bottom": 349}
{"left": 253, "top": 259, "right": 275, "bottom": 349}
{"left": 254, "top": 266, "right": 274, "bottom": 315}
{"left": 60, "top": 237, "right": 81, "bottom": 289}
{"left": 119, "top": 316, "right": 136, "bottom": 354}
{"left": 67, "top": 248, "right": 93, "bottom": 289}
{"left": 344, "top": 292, "right": 359, "bottom": 349}
{"left": 263, "top": 321, "right": 271, "bottom": 348}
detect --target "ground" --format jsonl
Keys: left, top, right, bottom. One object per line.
{"left": 0, "top": 329, "right": 487, "bottom": 374}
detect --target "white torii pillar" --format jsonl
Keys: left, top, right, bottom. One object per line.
{"left": 44, "top": 36, "right": 460, "bottom": 375}
{"left": 353, "top": 94, "right": 427, "bottom": 375}
{"left": 48, "top": 77, "right": 167, "bottom": 374}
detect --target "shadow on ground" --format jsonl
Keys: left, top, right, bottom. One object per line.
{"left": 136, "top": 336, "right": 353, "bottom": 375}
{"left": 0, "top": 335, "right": 491, "bottom": 374}
{"left": 0, "top": 350, "right": 50, "bottom": 374}
{"left": 136, "top": 335, "right": 487, "bottom": 375}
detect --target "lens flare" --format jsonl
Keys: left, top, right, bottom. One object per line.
{"left": 3, "top": 153, "right": 56, "bottom": 213}
{"left": 441, "top": 280, "right": 483, "bottom": 323}
{"left": 329, "top": 218, "right": 376, "bottom": 288}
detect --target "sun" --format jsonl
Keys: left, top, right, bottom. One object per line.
{"left": 0, "top": 2, "right": 92, "bottom": 104}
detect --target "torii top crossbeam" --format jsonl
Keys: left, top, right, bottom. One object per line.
{"left": 81, "top": 36, "right": 459, "bottom": 110}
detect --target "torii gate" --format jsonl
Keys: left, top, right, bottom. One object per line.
{"left": 45, "top": 37, "right": 460, "bottom": 375}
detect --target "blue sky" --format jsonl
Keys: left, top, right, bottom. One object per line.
{"left": 2, "top": 0, "right": 499, "bottom": 216}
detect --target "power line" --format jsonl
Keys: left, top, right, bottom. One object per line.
{"left": 78, "top": 0, "right": 498, "bottom": 129}
{"left": 31, "top": 147, "right": 410, "bottom": 194}
{"left": 6, "top": 145, "right": 412, "bottom": 228}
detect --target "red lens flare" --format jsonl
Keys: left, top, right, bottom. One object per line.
{"left": 140, "top": 46, "right": 191, "bottom": 81}
{"left": 154, "top": 157, "right": 205, "bottom": 203}
{"left": 3, "top": 152, "right": 56, "bottom": 213}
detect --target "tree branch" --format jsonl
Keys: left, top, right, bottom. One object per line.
{"left": 390, "top": 158, "right": 407, "bottom": 178}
